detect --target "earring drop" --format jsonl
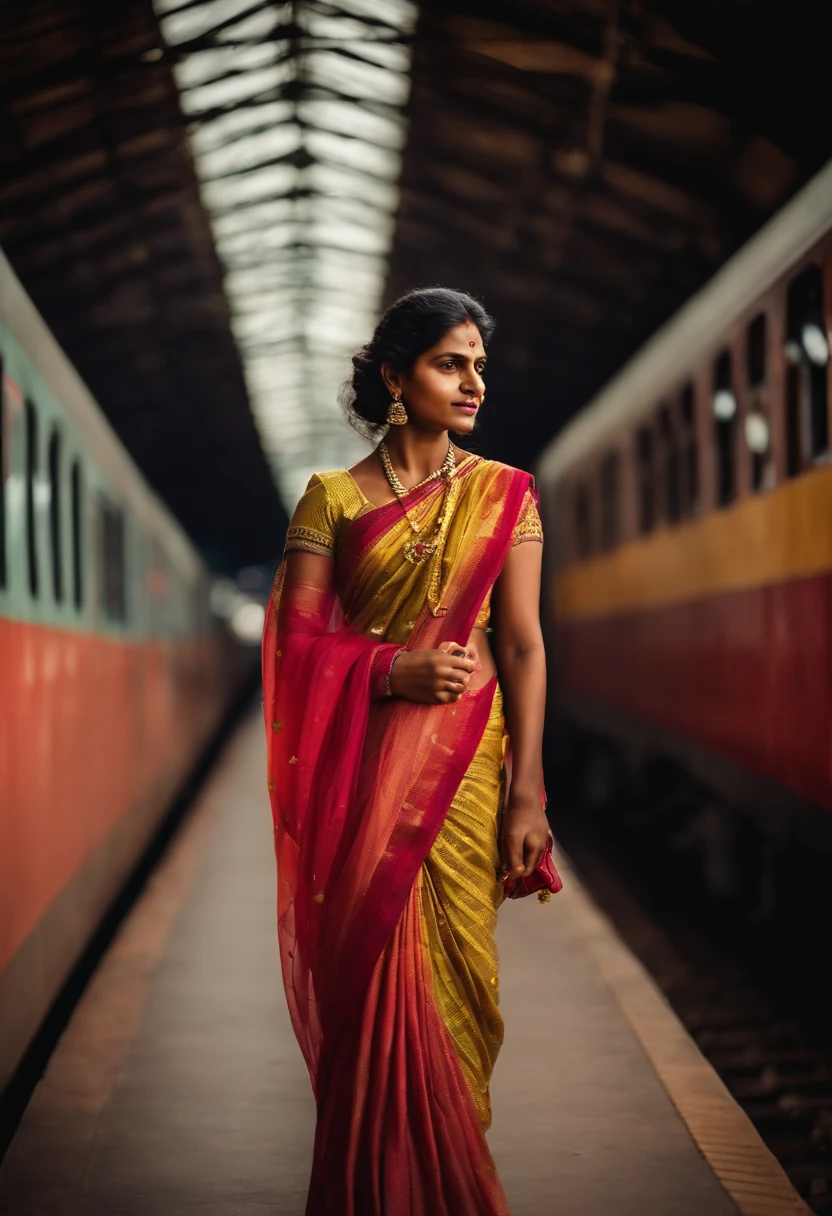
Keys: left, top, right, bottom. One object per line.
{"left": 386, "top": 395, "right": 408, "bottom": 426}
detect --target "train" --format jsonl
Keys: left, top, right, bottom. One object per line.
{"left": 0, "top": 248, "right": 258, "bottom": 1094}
{"left": 538, "top": 156, "right": 832, "bottom": 922}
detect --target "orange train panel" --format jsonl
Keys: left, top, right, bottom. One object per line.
{"left": 0, "top": 619, "right": 218, "bottom": 975}
{"left": 554, "top": 465, "right": 832, "bottom": 625}
{"left": 555, "top": 570, "right": 832, "bottom": 812}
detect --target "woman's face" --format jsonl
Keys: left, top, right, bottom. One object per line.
{"left": 384, "top": 321, "right": 487, "bottom": 437}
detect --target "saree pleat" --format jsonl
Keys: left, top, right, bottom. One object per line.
{"left": 420, "top": 684, "right": 506, "bottom": 1131}
{"left": 263, "top": 458, "right": 542, "bottom": 1215}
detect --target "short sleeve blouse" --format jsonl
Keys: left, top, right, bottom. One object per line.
{"left": 283, "top": 472, "right": 366, "bottom": 558}
{"left": 510, "top": 486, "right": 544, "bottom": 548}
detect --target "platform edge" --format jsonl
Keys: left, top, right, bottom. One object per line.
{"left": 555, "top": 847, "right": 813, "bottom": 1216}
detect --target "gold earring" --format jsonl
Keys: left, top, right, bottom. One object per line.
{"left": 386, "top": 395, "right": 408, "bottom": 426}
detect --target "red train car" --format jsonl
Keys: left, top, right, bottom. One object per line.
{"left": 538, "top": 158, "right": 832, "bottom": 911}
{"left": 0, "top": 249, "right": 254, "bottom": 1092}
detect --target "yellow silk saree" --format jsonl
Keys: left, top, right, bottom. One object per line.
{"left": 262, "top": 454, "right": 543, "bottom": 1215}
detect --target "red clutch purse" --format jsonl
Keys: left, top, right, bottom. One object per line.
{"left": 506, "top": 835, "right": 563, "bottom": 903}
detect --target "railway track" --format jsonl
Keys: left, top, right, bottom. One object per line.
{"left": 555, "top": 815, "right": 832, "bottom": 1213}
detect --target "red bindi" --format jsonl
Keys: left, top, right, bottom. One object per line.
{"left": 468, "top": 340, "right": 476, "bottom": 347}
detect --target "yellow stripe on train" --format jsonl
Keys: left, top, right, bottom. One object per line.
{"left": 554, "top": 464, "right": 832, "bottom": 622}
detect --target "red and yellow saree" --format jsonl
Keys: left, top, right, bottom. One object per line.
{"left": 261, "top": 454, "right": 543, "bottom": 1215}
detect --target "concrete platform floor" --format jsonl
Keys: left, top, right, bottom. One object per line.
{"left": 0, "top": 708, "right": 807, "bottom": 1215}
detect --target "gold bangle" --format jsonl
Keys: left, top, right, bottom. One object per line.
{"left": 385, "top": 649, "right": 405, "bottom": 697}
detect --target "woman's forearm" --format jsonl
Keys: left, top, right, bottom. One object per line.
{"left": 496, "top": 640, "right": 547, "bottom": 797}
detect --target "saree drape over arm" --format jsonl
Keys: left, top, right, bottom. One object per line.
{"left": 262, "top": 456, "right": 543, "bottom": 1216}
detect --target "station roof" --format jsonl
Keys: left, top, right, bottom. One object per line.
{"left": 386, "top": 0, "right": 832, "bottom": 474}
{"left": 155, "top": 0, "right": 418, "bottom": 511}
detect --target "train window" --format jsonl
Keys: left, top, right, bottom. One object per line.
{"left": 745, "top": 313, "right": 771, "bottom": 493}
{"left": 71, "top": 460, "right": 84, "bottom": 610}
{"left": 785, "top": 266, "right": 829, "bottom": 476}
{"left": 0, "top": 358, "right": 6, "bottom": 590}
{"left": 636, "top": 425, "right": 655, "bottom": 534}
{"left": 747, "top": 313, "right": 767, "bottom": 387}
{"left": 25, "top": 399, "right": 39, "bottom": 598}
{"left": 680, "top": 383, "right": 699, "bottom": 517}
{"left": 713, "top": 351, "right": 737, "bottom": 506}
{"left": 658, "top": 403, "right": 681, "bottom": 524}
{"left": 600, "top": 451, "right": 619, "bottom": 550}
{"left": 574, "top": 483, "right": 593, "bottom": 559}
{"left": 48, "top": 429, "right": 63, "bottom": 604}
{"left": 785, "top": 360, "right": 800, "bottom": 477}
{"left": 98, "top": 498, "right": 126, "bottom": 623}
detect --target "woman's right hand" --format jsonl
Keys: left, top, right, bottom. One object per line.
{"left": 388, "top": 641, "right": 479, "bottom": 704}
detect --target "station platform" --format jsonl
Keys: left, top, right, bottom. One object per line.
{"left": 0, "top": 707, "right": 810, "bottom": 1216}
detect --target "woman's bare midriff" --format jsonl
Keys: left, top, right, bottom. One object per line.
{"left": 465, "top": 625, "right": 497, "bottom": 691}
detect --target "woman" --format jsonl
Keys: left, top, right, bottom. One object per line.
{"left": 262, "top": 287, "right": 551, "bottom": 1215}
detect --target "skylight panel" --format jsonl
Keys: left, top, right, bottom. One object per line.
{"left": 156, "top": 0, "right": 417, "bottom": 512}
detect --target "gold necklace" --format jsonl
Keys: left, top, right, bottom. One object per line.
{"left": 378, "top": 440, "right": 455, "bottom": 495}
{"left": 377, "top": 441, "right": 457, "bottom": 564}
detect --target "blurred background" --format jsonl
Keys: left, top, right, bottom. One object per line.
{"left": 2, "top": 0, "right": 832, "bottom": 1208}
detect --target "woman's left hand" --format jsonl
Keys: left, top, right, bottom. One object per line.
{"left": 500, "top": 794, "right": 550, "bottom": 886}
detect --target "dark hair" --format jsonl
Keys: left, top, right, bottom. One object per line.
{"left": 339, "top": 286, "right": 496, "bottom": 440}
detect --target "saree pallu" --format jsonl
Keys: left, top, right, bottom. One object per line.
{"left": 262, "top": 457, "right": 540, "bottom": 1215}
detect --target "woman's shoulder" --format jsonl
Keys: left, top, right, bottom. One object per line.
{"left": 297, "top": 469, "right": 367, "bottom": 519}
{"left": 285, "top": 470, "right": 365, "bottom": 557}
{"left": 301, "top": 468, "right": 364, "bottom": 503}
{"left": 303, "top": 468, "right": 355, "bottom": 490}
{"left": 467, "top": 456, "right": 535, "bottom": 485}
{"left": 472, "top": 461, "right": 543, "bottom": 545}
